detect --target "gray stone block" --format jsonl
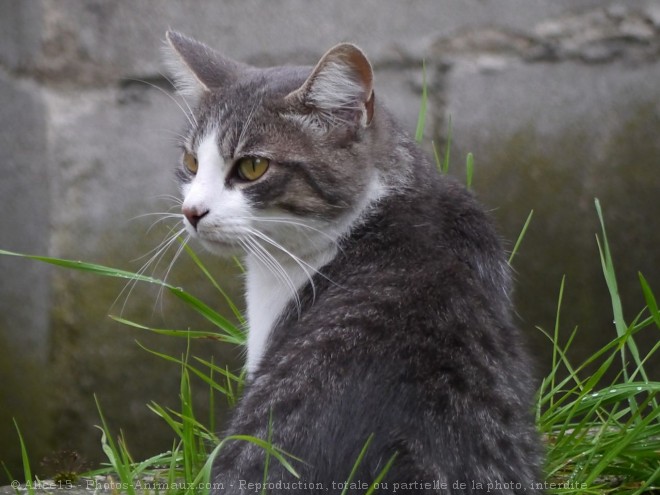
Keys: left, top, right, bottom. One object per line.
{"left": 0, "top": 68, "right": 52, "bottom": 482}
{"left": 445, "top": 52, "right": 660, "bottom": 367}
{"left": 0, "top": 72, "right": 50, "bottom": 354}
{"left": 0, "top": 1, "right": 43, "bottom": 72}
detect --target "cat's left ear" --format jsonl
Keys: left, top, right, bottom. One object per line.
{"left": 285, "top": 43, "right": 375, "bottom": 132}
{"left": 163, "top": 30, "right": 245, "bottom": 99}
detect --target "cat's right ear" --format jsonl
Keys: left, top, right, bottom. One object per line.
{"left": 163, "top": 31, "right": 244, "bottom": 99}
{"left": 285, "top": 43, "right": 375, "bottom": 133}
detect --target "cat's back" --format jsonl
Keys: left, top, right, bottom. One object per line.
{"left": 234, "top": 155, "right": 542, "bottom": 492}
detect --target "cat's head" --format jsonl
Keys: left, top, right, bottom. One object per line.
{"left": 164, "top": 31, "right": 389, "bottom": 259}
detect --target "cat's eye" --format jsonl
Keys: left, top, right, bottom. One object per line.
{"left": 236, "top": 157, "right": 270, "bottom": 181}
{"left": 183, "top": 152, "right": 198, "bottom": 174}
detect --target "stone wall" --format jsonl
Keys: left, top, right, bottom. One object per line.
{"left": 1, "top": 0, "right": 659, "bottom": 480}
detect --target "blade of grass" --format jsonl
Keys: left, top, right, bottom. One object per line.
{"left": 595, "top": 199, "right": 645, "bottom": 380}
{"left": 442, "top": 115, "right": 452, "bottom": 173}
{"left": 261, "top": 411, "right": 274, "bottom": 495}
{"left": 638, "top": 272, "right": 660, "bottom": 330}
{"left": 183, "top": 243, "right": 244, "bottom": 324}
{"left": 0, "top": 249, "right": 168, "bottom": 286}
{"left": 209, "top": 355, "right": 216, "bottom": 434}
{"left": 508, "top": 210, "right": 534, "bottom": 265}
{"left": 584, "top": 393, "right": 660, "bottom": 486}
{"left": 341, "top": 435, "right": 374, "bottom": 495}
{"left": 631, "top": 464, "right": 660, "bottom": 495}
{"left": 110, "top": 315, "right": 241, "bottom": 345}
{"left": 13, "top": 419, "right": 34, "bottom": 495}
{"left": 364, "top": 452, "right": 398, "bottom": 495}
{"left": 465, "top": 152, "right": 474, "bottom": 190}
{"left": 167, "top": 288, "right": 245, "bottom": 345}
{"left": 135, "top": 340, "right": 234, "bottom": 398}
{"left": 94, "top": 395, "right": 136, "bottom": 495}
{"left": 1, "top": 462, "right": 17, "bottom": 495}
{"left": 414, "top": 60, "right": 427, "bottom": 143}
{"left": 550, "top": 276, "right": 566, "bottom": 409}
{"left": 431, "top": 141, "right": 442, "bottom": 172}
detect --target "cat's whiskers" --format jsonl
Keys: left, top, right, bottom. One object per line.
{"left": 158, "top": 70, "right": 198, "bottom": 127}
{"left": 114, "top": 226, "right": 186, "bottom": 316}
{"left": 244, "top": 227, "right": 320, "bottom": 304}
{"left": 151, "top": 194, "right": 184, "bottom": 208}
{"left": 240, "top": 236, "right": 302, "bottom": 317}
{"left": 244, "top": 216, "right": 343, "bottom": 254}
{"left": 129, "top": 212, "right": 185, "bottom": 235}
{"left": 129, "top": 77, "right": 197, "bottom": 129}
{"left": 163, "top": 130, "right": 193, "bottom": 146}
{"left": 243, "top": 222, "right": 346, "bottom": 293}
{"left": 155, "top": 232, "right": 191, "bottom": 312}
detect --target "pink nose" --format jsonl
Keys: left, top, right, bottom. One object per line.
{"left": 182, "top": 205, "right": 209, "bottom": 229}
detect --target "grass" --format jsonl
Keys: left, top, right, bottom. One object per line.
{"left": 532, "top": 201, "right": 660, "bottom": 494}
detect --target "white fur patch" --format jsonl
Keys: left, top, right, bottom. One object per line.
{"left": 244, "top": 246, "right": 336, "bottom": 374}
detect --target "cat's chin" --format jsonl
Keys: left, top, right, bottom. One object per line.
{"left": 197, "top": 238, "right": 244, "bottom": 258}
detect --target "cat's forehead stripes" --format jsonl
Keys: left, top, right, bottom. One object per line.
{"left": 197, "top": 128, "right": 228, "bottom": 175}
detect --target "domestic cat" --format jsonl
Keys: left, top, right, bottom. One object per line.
{"left": 164, "top": 31, "right": 543, "bottom": 494}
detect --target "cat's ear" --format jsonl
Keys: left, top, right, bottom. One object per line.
{"left": 285, "top": 43, "right": 375, "bottom": 132}
{"left": 163, "top": 31, "right": 244, "bottom": 99}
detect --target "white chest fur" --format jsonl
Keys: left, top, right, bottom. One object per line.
{"left": 244, "top": 248, "right": 336, "bottom": 375}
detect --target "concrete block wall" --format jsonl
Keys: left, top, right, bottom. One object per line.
{"left": 1, "top": 0, "right": 659, "bottom": 479}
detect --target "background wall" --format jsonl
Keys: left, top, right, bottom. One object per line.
{"left": 1, "top": 0, "right": 659, "bottom": 480}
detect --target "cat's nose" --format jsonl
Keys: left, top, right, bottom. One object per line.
{"left": 182, "top": 205, "right": 209, "bottom": 229}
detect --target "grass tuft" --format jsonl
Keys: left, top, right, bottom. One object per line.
{"left": 536, "top": 201, "right": 660, "bottom": 494}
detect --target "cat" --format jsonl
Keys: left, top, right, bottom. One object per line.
{"left": 164, "top": 30, "right": 543, "bottom": 494}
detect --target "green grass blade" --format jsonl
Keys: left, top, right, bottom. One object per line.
{"left": 414, "top": 60, "right": 427, "bottom": 143}
{"left": 147, "top": 402, "right": 184, "bottom": 438}
{"left": 465, "top": 152, "right": 474, "bottom": 190}
{"left": 584, "top": 394, "right": 660, "bottom": 486}
{"left": 13, "top": 419, "right": 34, "bottom": 495}
{"left": 135, "top": 341, "right": 233, "bottom": 398}
{"left": 595, "top": 200, "right": 640, "bottom": 374}
{"left": 508, "top": 209, "right": 534, "bottom": 265}
{"left": 0, "top": 248, "right": 170, "bottom": 287}
{"left": 341, "top": 435, "right": 374, "bottom": 495}
{"left": 638, "top": 272, "right": 660, "bottom": 330}
{"left": 550, "top": 276, "right": 566, "bottom": 409}
{"left": 110, "top": 315, "right": 241, "bottom": 345}
{"left": 194, "top": 356, "right": 242, "bottom": 383}
{"left": 261, "top": 411, "right": 274, "bottom": 495}
{"left": 631, "top": 464, "right": 660, "bottom": 495}
{"left": 208, "top": 356, "right": 216, "bottom": 435}
{"left": 1, "top": 462, "right": 17, "bottom": 494}
{"left": 166, "top": 288, "right": 246, "bottom": 345}
{"left": 229, "top": 435, "right": 301, "bottom": 478}
{"left": 431, "top": 141, "right": 442, "bottom": 172}
{"left": 183, "top": 243, "right": 245, "bottom": 324}
{"left": 364, "top": 452, "right": 397, "bottom": 495}
{"left": 442, "top": 115, "right": 452, "bottom": 173}
{"left": 94, "top": 395, "right": 136, "bottom": 495}
{"left": 189, "top": 433, "right": 301, "bottom": 493}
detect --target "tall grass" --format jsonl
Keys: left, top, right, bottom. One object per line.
{"left": 533, "top": 201, "right": 660, "bottom": 495}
